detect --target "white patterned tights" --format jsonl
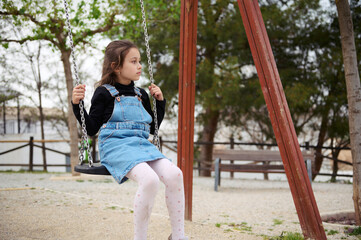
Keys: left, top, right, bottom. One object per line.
{"left": 126, "top": 158, "right": 185, "bottom": 240}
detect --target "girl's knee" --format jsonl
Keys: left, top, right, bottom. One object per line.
{"left": 174, "top": 167, "right": 183, "bottom": 180}
{"left": 142, "top": 171, "right": 160, "bottom": 190}
{"left": 163, "top": 166, "right": 183, "bottom": 185}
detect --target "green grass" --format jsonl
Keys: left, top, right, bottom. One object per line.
{"left": 102, "top": 179, "right": 113, "bottom": 183}
{"left": 106, "top": 206, "right": 117, "bottom": 210}
{"left": 265, "top": 231, "right": 304, "bottom": 240}
{"left": 272, "top": 219, "right": 284, "bottom": 226}
{"left": 216, "top": 222, "right": 252, "bottom": 233}
{"left": 349, "top": 226, "right": 361, "bottom": 236}
{"left": 325, "top": 229, "right": 339, "bottom": 235}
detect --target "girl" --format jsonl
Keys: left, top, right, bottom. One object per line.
{"left": 72, "top": 40, "right": 188, "bottom": 240}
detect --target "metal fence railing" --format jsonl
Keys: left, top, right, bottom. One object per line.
{"left": 0, "top": 136, "right": 352, "bottom": 179}
{"left": 0, "top": 137, "right": 70, "bottom": 171}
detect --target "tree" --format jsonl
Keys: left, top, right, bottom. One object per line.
{"left": 221, "top": 1, "right": 352, "bottom": 182}
{"left": 194, "top": 0, "right": 328, "bottom": 176}
{"left": 335, "top": 0, "right": 361, "bottom": 225}
{"left": 22, "top": 42, "right": 48, "bottom": 170}
{"left": 1, "top": 17, "right": 73, "bottom": 170}
{"left": 311, "top": 14, "right": 350, "bottom": 178}
{"left": 1, "top": 0, "right": 128, "bottom": 174}
{"left": 236, "top": 1, "right": 324, "bottom": 145}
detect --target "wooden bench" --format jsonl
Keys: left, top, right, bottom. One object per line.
{"left": 213, "top": 149, "right": 314, "bottom": 191}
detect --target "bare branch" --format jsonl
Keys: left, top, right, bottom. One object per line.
{"left": 0, "top": 10, "right": 45, "bottom": 28}
{"left": 1, "top": 36, "right": 59, "bottom": 48}
{"left": 0, "top": 38, "right": 28, "bottom": 44}
{"left": 0, "top": 11, "right": 60, "bottom": 47}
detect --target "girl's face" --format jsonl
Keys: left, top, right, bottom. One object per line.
{"left": 116, "top": 48, "right": 142, "bottom": 85}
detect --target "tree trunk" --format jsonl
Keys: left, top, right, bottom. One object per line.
{"left": 61, "top": 50, "right": 80, "bottom": 176}
{"left": 329, "top": 138, "right": 340, "bottom": 183}
{"left": 331, "top": 147, "right": 341, "bottom": 183}
{"left": 313, "top": 107, "right": 329, "bottom": 179}
{"left": 33, "top": 45, "right": 47, "bottom": 171}
{"left": 38, "top": 83, "right": 47, "bottom": 171}
{"left": 336, "top": 0, "right": 361, "bottom": 225}
{"left": 199, "top": 108, "right": 220, "bottom": 176}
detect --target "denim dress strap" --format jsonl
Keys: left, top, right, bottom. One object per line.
{"left": 102, "top": 84, "right": 119, "bottom": 97}
{"left": 134, "top": 87, "right": 142, "bottom": 99}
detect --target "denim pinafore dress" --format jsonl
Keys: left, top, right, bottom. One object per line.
{"left": 98, "top": 84, "right": 167, "bottom": 184}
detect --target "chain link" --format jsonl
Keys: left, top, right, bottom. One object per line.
{"left": 139, "top": 0, "right": 160, "bottom": 150}
{"left": 63, "top": 0, "right": 93, "bottom": 166}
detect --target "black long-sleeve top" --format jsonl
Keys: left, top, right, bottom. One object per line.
{"left": 72, "top": 81, "right": 166, "bottom": 136}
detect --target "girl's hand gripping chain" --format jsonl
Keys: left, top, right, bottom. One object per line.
{"left": 149, "top": 83, "right": 164, "bottom": 101}
{"left": 72, "top": 84, "right": 86, "bottom": 104}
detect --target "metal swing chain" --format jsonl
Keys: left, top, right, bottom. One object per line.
{"left": 63, "top": 0, "right": 93, "bottom": 166}
{"left": 63, "top": 0, "right": 159, "bottom": 157}
{"left": 139, "top": 0, "right": 161, "bottom": 150}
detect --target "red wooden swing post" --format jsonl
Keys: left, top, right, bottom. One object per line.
{"left": 236, "top": 1, "right": 326, "bottom": 239}
{"left": 178, "top": 0, "right": 326, "bottom": 238}
{"left": 177, "top": 0, "right": 198, "bottom": 221}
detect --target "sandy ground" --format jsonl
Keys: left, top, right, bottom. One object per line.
{"left": 0, "top": 172, "right": 357, "bottom": 240}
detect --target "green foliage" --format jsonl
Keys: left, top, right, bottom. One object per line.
{"left": 0, "top": 0, "right": 130, "bottom": 51}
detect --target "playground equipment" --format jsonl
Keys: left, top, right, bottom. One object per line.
{"left": 177, "top": 1, "right": 326, "bottom": 239}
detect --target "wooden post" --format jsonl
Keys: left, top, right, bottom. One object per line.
{"left": 29, "top": 136, "right": 34, "bottom": 171}
{"left": 230, "top": 137, "right": 234, "bottom": 179}
{"left": 65, "top": 154, "right": 71, "bottom": 173}
{"left": 3, "top": 101, "right": 5, "bottom": 134}
{"left": 17, "top": 96, "right": 21, "bottom": 134}
{"left": 236, "top": 1, "right": 326, "bottom": 239}
{"left": 178, "top": 0, "right": 198, "bottom": 221}
{"left": 305, "top": 141, "right": 310, "bottom": 150}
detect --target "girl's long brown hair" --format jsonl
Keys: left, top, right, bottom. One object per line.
{"left": 96, "top": 40, "right": 138, "bottom": 87}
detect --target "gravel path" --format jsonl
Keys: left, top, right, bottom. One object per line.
{"left": 0, "top": 172, "right": 356, "bottom": 239}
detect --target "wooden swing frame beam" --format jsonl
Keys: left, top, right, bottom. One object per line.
{"left": 177, "top": 0, "right": 327, "bottom": 239}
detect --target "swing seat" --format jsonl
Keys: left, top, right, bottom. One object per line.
{"left": 74, "top": 163, "right": 111, "bottom": 175}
